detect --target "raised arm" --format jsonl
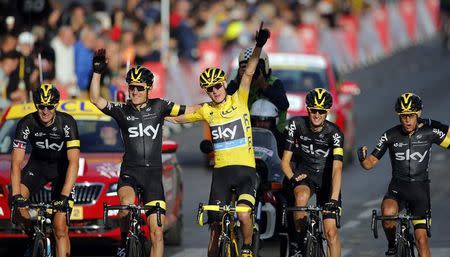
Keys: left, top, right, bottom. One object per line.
{"left": 358, "top": 146, "right": 380, "bottom": 170}
{"left": 240, "top": 23, "right": 270, "bottom": 93}
{"left": 90, "top": 49, "right": 108, "bottom": 110}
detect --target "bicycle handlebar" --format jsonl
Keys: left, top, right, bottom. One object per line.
{"left": 371, "top": 209, "right": 431, "bottom": 239}
{"left": 281, "top": 204, "right": 341, "bottom": 228}
{"left": 103, "top": 202, "right": 164, "bottom": 228}
{"left": 11, "top": 203, "right": 71, "bottom": 226}
{"left": 196, "top": 203, "right": 252, "bottom": 226}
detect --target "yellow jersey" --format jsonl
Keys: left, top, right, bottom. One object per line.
{"left": 185, "top": 88, "right": 255, "bottom": 168}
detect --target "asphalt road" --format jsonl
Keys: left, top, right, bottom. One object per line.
{"left": 3, "top": 39, "right": 449, "bottom": 257}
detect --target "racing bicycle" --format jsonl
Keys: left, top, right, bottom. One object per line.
{"left": 11, "top": 203, "right": 71, "bottom": 257}
{"left": 281, "top": 203, "right": 340, "bottom": 257}
{"left": 196, "top": 189, "right": 254, "bottom": 257}
{"left": 371, "top": 209, "right": 431, "bottom": 257}
{"left": 103, "top": 188, "right": 164, "bottom": 257}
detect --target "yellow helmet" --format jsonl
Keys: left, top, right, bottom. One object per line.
{"left": 33, "top": 83, "right": 60, "bottom": 105}
{"left": 395, "top": 93, "right": 422, "bottom": 114}
{"left": 199, "top": 68, "right": 226, "bottom": 88}
{"left": 125, "top": 66, "right": 154, "bottom": 88}
{"left": 305, "top": 88, "right": 333, "bottom": 110}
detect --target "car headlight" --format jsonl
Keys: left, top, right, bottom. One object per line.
{"left": 326, "top": 112, "right": 336, "bottom": 122}
{"left": 106, "top": 183, "right": 118, "bottom": 197}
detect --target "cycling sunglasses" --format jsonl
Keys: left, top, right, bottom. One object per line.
{"left": 206, "top": 84, "right": 223, "bottom": 93}
{"left": 37, "top": 104, "right": 56, "bottom": 110}
{"left": 309, "top": 109, "right": 328, "bottom": 115}
{"left": 129, "top": 85, "right": 146, "bottom": 92}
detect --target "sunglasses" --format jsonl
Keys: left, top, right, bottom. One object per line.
{"left": 129, "top": 85, "right": 146, "bottom": 92}
{"left": 206, "top": 84, "right": 223, "bottom": 93}
{"left": 37, "top": 104, "right": 56, "bottom": 110}
{"left": 309, "top": 109, "right": 328, "bottom": 115}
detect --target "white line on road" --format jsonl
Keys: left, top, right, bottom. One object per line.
{"left": 357, "top": 208, "right": 375, "bottom": 219}
{"left": 341, "top": 220, "right": 361, "bottom": 230}
{"left": 362, "top": 197, "right": 383, "bottom": 207}
{"left": 342, "top": 248, "right": 352, "bottom": 257}
{"left": 170, "top": 248, "right": 206, "bottom": 257}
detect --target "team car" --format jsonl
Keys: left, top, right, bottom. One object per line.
{"left": 228, "top": 52, "right": 360, "bottom": 160}
{"left": 0, "top": 100, "right": 183, "bottom": 245}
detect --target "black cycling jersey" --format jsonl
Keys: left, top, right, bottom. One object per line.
{"left": 285, "top": 116, "right": 344, "bottom": 184}
{"left": 371, "top": 118, "right": 449, "bottom": 182}
{"left": 13, "top": 111, "right": 80, "bottom": 162}
{"left": 101, "top": 98, "right": 184, "bottom": 167}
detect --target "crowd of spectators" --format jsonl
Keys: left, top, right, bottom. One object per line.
{"left": 0, "top": 0, "right": 366, "bottom": 107}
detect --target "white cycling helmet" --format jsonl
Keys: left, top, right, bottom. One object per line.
{"left": 250, "top": 99, "right": 278, "bottom": 119}
{"left": 238, "top": 47, "right": 270, "bottom": 76}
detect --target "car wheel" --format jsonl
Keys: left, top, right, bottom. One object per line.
{"left": 164, "top": 215, "right": 183, "bottom": 245}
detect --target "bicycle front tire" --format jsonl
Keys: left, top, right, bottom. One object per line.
{"left": 126, "top": 236, "right": 143, "bottom": 257}
{"left": 305, "top": 236, "right": 324, "bottom": 257}
{"left": 31, "top": 235, "right": 46, "bottom": 257}
{"left": 395, "top": 239, "right": 410, "bottom": 257}
{"left": 219, "top": 239, "right": 238, "bottom": 257}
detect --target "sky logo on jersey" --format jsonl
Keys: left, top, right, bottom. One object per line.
{"left": 433, "top": 128, "right": 445, "bottom": 139}
{"left": 211, "top": 118, "right": 245, "bottom": 151}
{"left": 376, "top": 133, "right": 387, "bottom": 150}
{"left": 36, "top": 139, "right": 64, "bottom": 151}
{"left": 395, "top": 149, "right": 428, "bottom": 162}
{"left": 128, "top": 123, "right": 160, "bottom": 138}
{"left": 332, "top": 133, "right": 341, "bottom": 147}
{"left": 301, "top": 144, "right": 330, "bottom": 157}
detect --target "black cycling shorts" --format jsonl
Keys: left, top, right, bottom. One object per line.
{"left": 384, "top": 178, "right": 430, "bottom": 229}
{"left": 208, "top": 165, "right": 257, "bottom": 222}
{"left": 283, "top": 175, "right": 342, "bottom": 220}
{"left": 21, "top": 159, "right": 67, "bottom": 198}
{"left": 118, "top": 163, "right": 165, "bottom": 215}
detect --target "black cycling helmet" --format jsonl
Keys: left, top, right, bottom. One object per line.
{"left": 305, "top": 88, "right": 333, "bottom": 110}
{"left": 126, "top": 66, "right": 154, "bottom": 88}
{"left": 395, "top": 93, "right": 422, "bottom": 114}
{"left": 33, "top": 83, "right": 60, "bottom": 105}
{"left": 199, "top": 68, "right": 227, "bottom": 88}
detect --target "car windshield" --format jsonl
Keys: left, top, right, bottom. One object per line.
{"left": 271, "top": 68, "right": 329, "bottom": 92}
{"left": 0, "top": 118, "right": 124, "bottom": 154}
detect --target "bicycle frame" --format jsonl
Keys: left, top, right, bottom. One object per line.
{"left": 281, "top": 204, "right": 340, "bottom": 257}
{"left": 11, "top": 202, "right": 71, "bottom": 257}
{"left": 197, "top": 203, "right": 252, "bottom": 257}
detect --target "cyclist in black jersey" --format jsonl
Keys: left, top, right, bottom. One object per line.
{"left": 10, "top": 84, "right": 80, "bottom": 257}
{"left": 358, "top": 93, "right": 450, "bottom": 257}
{"left": 89, "top": 49, "right": 197, "bottom": 257}
{"left": 281, "top": 88, "right": 344, "bottom": 257}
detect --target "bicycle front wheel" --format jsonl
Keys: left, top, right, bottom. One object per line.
{"left": 395, "top": 239, "right": 409, "bottom": 257}
{"left": 126, "top": 236, "right": 143, "bottom": 257}
{"left": 219, "top": 239, "right": 239, "bottom": 257}
{"left": 304, "top": 236, "right": 323, "bottom": 257}
{"left": 31, "top": 235, "right": 46, "bottom": 257}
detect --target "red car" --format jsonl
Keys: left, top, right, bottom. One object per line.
{"left": 0, "top": 100, "right": 183, "bottom": 245}
{"left": 228, "top": 52, "right": 361, "bottom": 160}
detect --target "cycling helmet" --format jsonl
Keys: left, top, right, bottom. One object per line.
{"left": 126, "top": 66, "right": 154, "bottom": 88}
{"left": 250, "top": 99, "right": 278, "bottom": 128}
{"left": 395, "top": 93, "right": 422, "bottom": 114}
{"left": 199, "top": 68, "right": 227, "bottom": 88}
{"left": 33, "top": 83, "right": 60, "bottom": 105}
{"left": 238, "top": 47, "right": 270, "bottom": 76}
{"left": 305, "top": 88, "right": 333, "bottom": 110}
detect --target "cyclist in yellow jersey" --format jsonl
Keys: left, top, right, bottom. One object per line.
{"left": 167, "top": 24, "right": 270, "bottom": 257}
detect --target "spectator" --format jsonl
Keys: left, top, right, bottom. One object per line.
{"left": 75, "top": 26, "right": 95, "bottom": 98}
{"left": 0, "top": 50, "right": 21, "bottom": 104}
{"left": 51, "top": 26, "right": 77, "bottom": 90}
{"left": 1, "top": 33, "right": 18, "bottom": 54}
{"left": 15, "top": 31, "right": 39, "bottom": 92}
